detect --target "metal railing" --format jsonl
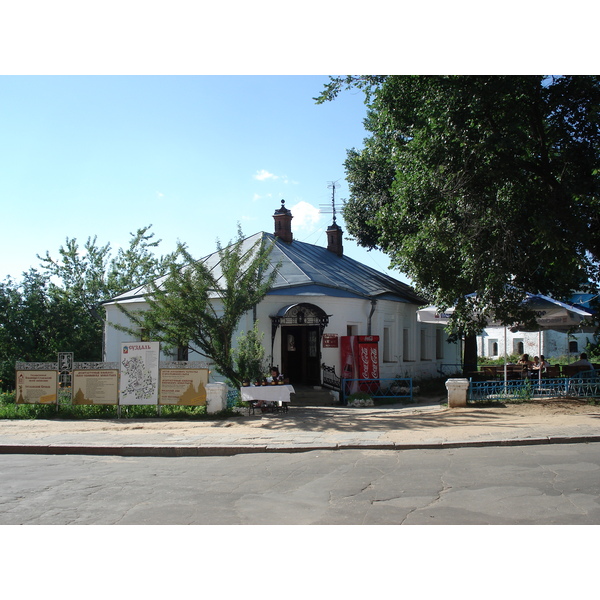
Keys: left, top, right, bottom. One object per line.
{"left": 321, "top": 363, "right": 341, "bottom": 391}
{"left": 469, "top": 369, "right": 600, "bottom": 402}
{"left": 340, "top": 377, "right": 413, "bottom": 404}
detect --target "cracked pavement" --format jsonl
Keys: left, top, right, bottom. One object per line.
{"left": 2, "top": 444, "right": 600, "bottom": 524}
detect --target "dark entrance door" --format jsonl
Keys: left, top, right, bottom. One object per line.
{"left": 281, "top": 326, "right": 321, "bottom": 386}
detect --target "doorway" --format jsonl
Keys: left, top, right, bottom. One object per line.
{"left": 281, "top": 325, "right": 321, "bottom": 386}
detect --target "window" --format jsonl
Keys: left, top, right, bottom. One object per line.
{"left": 569, "top": 340, "right": 579, "bottom": 353}
{"left": 513, "top": 339, "right": 524, "bottom": 355}
{"left": 488, "top": 339, "right": 498, "bottom": 357}
{"left": 420, "top": 329, "right": 428, "bottom": 360}
{"left": 347, "top": 324, "right": 358, "bottom": 336}
{"left": 383, "top": 327, "right": 393, "bottom": 362}
{"left": 403, "top": 328, "right": 411, "bottom": 361}
{"left": 436, "top": 329, "right": 444, "bottom": 359}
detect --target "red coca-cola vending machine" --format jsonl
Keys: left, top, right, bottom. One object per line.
{"left": 340, "top": 335, "right": 380, "bottom": 398}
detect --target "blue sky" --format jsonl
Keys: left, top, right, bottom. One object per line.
{"left": 0, "top": 75, "right": 411, "bottom": 284}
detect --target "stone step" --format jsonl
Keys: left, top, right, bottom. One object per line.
{"left": 290, "top": 385, "right": 339, "bottom": 406}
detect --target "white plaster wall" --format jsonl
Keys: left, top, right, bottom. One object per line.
{"left": 255, "top": 294, "right": 459, "bottom": 381}
{"left": 477, "top": 327, "right": 596, "bottom": 360}
{"left": 103, "top": 301, "right": 148, "bottom": 362}
{"left": 103, "top": 293, "right": 460, "bottom": 383}
{"left": 103, "top": 300, "right": 208, "bottom": 364}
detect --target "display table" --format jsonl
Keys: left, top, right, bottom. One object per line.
{"left": 240, "top": 384, "right": 295, "bottom": 414}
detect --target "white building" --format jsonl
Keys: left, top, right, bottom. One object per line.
{"left": 477, "top": 327, "right": 596, "bottom": 362}
{"left": 476, "top": 292, "right": 596, "bottom": 361}
{"left": 102, "top": 201, "right": 460, "bottom": 386}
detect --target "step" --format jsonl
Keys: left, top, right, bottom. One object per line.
{"left": 290, "top": 385, "right": 339, "bottom": 406}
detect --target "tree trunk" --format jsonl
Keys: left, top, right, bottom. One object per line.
{"left": 463, "top": 333, "right": 478, "bottom": 376}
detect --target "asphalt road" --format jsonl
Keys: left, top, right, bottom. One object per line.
{"left": 2, "top": 443, "right": 600, "bottom": 524}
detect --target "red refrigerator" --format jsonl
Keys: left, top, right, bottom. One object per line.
{"left": 340, "top": 335, "right": 380, "bottom": 396}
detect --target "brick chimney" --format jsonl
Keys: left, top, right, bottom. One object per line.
{"left": 326, "top": 221, "right": 343, "bottom": 256}
{"left": 273, "top": 199, "right": 293, "bottom": 243}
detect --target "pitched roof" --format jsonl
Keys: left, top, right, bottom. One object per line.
{"left": 105, "top": 232, "right": 424, "bottom": 305}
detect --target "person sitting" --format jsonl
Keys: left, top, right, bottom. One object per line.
{"left": 518, "top": 353, "right": 532, "bottom": 367}
{"left": 570, "top": 353, "right": 594, "bottom": 369}
{"left": 267, "top": 366, "right": 280, "bottom": 383}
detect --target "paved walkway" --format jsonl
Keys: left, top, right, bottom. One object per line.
{"left": 2, "top": 397, "right": 600, "bottom": 456}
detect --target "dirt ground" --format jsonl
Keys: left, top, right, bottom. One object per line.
{"left": 471, "top": 397, "right": 600, "bottom": 416}
{"left": 2, "top": 395, "right": 599, "bottom": 439}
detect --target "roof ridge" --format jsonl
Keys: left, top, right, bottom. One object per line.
{"left": 105, "top": 230, "right": 424, "bottom": 305}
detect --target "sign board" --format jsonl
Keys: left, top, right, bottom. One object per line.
{"left": 16, "top": 371, "right": 57, "bottom": 404}
{"left": 159, "top": 369, "right": 208, "bottom": 405}
{"left": 73, "top": 370, "right": 119, "bottom": 405}
{"left": 58, "top": 352, "right": 74, "bottom": 372}
{"left": 119, "top": 342, "right": 160, "bottom": 405}
{"left": 322, "top": 333, "right": 339, "bottom": 348}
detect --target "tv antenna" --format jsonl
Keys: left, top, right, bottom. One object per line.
{"left": 320, "top": 180, "right": 342, "bottom": 224}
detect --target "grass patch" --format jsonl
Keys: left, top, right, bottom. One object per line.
{"left": 0, "top": 390, "right": 242, "bottom": 421}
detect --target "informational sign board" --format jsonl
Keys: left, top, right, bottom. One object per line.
{"left": 322, "top": 333, "right": 339, "bottom": 348}
{"left": 58, "top": 352, "right": 74, "bottom": 372}
{"left": 119, "top": 342, "right": 160, "bottom": 405}
{"left": 159, "top": 369, "right": 208, "bottom": 405}
{"left": 72, "top": 370, "right": 119, "bottom": 405}
{"left": 16, "top": 371, "right": 58, "bottom": 404}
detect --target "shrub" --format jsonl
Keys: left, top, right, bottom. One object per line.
{"left": 233, "top": 322, "right": 269, "bottom": 384}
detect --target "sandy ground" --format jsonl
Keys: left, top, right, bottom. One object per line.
{"left": 1, "top": 397, "right": 599, "bottom": 445}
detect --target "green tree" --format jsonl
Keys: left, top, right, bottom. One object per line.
{"left": 317, "top": 75, "right": 600, "bottom": 333}
{"left": 36, "top": 225, "right": 182, "bottom": 359}
{"left": 232, "top": 321, "right": 268, "bottom": 383}
{"left": 0, "top": 226, "right": 181, "bottom": 389}
{"left": 0, "top": 270, "right": 96, "bottom": 389}
{"left": 38, "top": 225, "right": 182, "bottom": 322}
{"left": 115, "top": 227, "right": 278, "bottom": 387}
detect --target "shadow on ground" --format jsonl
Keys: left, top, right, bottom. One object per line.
{"left": 240, "top": 400, "right": 519, "bottom": 434}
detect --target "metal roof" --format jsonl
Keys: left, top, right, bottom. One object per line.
{"left": 104, "top": 232, "right": 424, "bottom": 305}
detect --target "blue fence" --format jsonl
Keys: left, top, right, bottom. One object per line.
{"left": 341, "top": 378, "right": 413, "bottom": 404}
{"left": 227, "top": 388, "right": 240, "bottom": 409}
{"left": 469, "top": 370, "right": 600, "bottom": 402}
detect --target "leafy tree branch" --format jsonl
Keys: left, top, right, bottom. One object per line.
{"left": 114, "top": 227, "right": 279, "bottom": 386}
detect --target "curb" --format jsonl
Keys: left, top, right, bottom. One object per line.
{"left": 1, "top": 435, "right": 600, "bottom": 457}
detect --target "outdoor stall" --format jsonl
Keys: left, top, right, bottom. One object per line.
{"left": 240, "top": 384, "right": 295, "bottom": 414}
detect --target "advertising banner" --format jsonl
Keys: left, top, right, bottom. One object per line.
{"left": 340, "top": 336, "right": 380, "bottom": 394}
{"left": 159, "top": 369, "right": 208, "bottom": 405}
{"left": 72, "top": 370, "right": 119, "bottom": 405}
{"left": 16, "top": 371, "right": 57, "bottom": 404}
{"left": 119, "top": 342, "right": 160, "bottom": 405}
{"left": 356, "top": 336, "right": 380, "bottom": 380}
